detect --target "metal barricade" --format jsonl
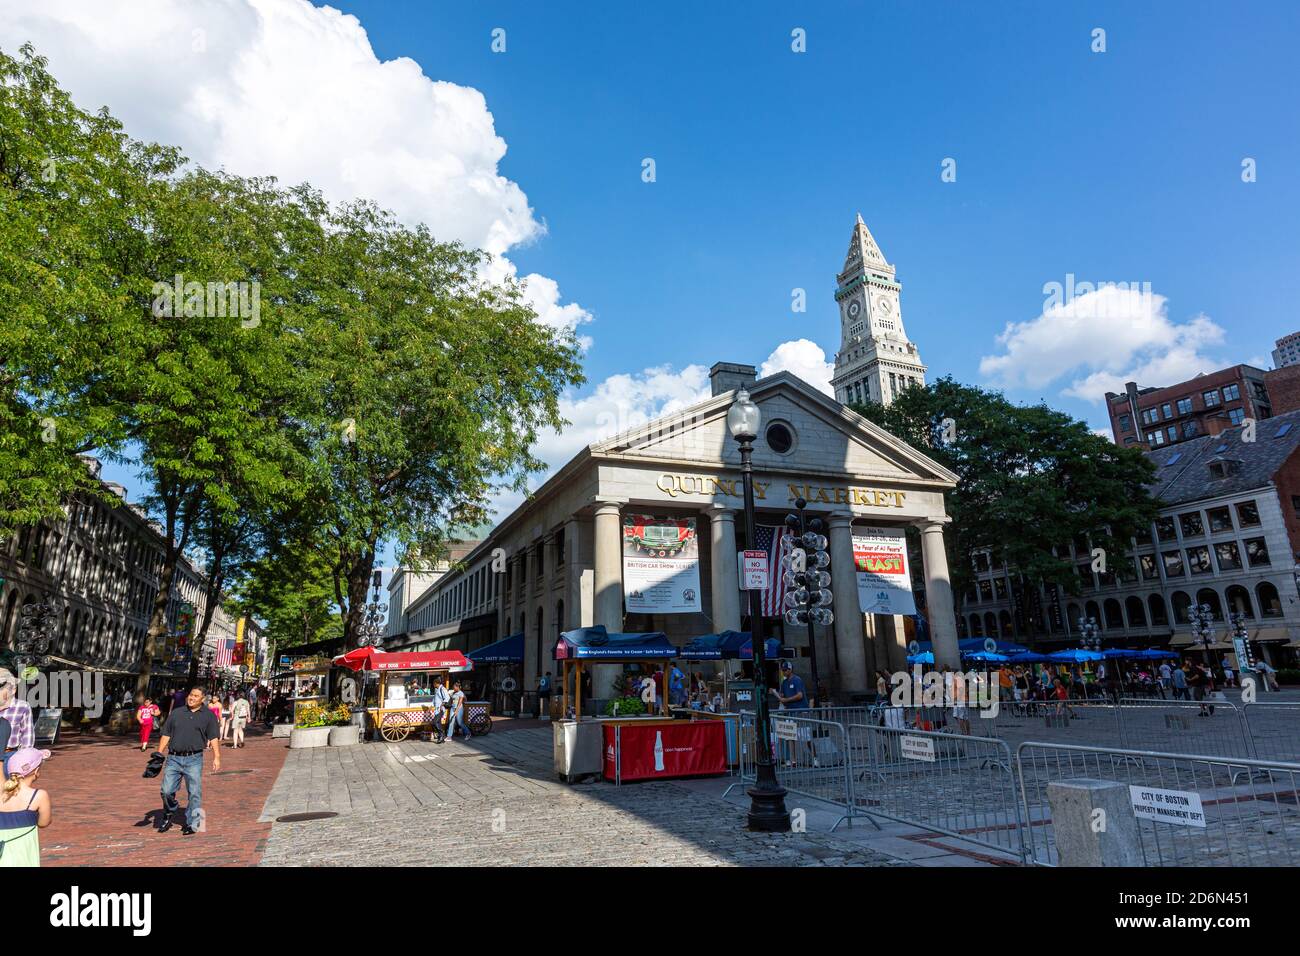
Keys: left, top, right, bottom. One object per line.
{"left": 726, "top": 710, "right": 862, "bottom": 830}
{"left": 1016, "top": 741, "right": 1300, "bottom": 866}
{"left": 1116, "top": 698, "right": 1249, "bottom": 758}
{"left": 1243, "top": 702, "right": 1300, "bottom": 764}
{"left": 849, "top": 722, "right": 1028, "bottom": 862}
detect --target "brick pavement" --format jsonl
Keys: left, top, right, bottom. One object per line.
{"left": 36, "top": 723, "right": 289, "bottom": 867}
{"left": 258, "top": 725, "right": 908, "bottom": 867}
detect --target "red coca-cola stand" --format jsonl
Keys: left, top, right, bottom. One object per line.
{"left": 603, "top": 719, "right": 727, "bottom": 784}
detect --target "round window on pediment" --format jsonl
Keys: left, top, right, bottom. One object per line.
{"left": 765, "top": 421, "right": 795, "bottom": 455}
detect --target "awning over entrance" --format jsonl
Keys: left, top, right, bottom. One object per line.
{"left": 467, "top": 633, "right": 524, "bottom": 664}
{"left": 553, "top": 626, "right": 675, "bottom": 660}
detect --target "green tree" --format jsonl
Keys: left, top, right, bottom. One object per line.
{"left": 293, "top": 201, "right": 584, "bottom": 646}
{"left": 852, "top": 377, "right": 1158, "bottom": 636}
{"left": 126, "top": 170, "right": 315, "bottom": 694}
{"left": 0, "top": 43, "right": 179, "bottom": 530}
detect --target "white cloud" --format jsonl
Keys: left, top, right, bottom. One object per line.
{"left": 0, "top": 0, "right": 590, "bottom": 337}
{"left": 489, "top": 364, "right": 713, "bottom": 519}
{"left": 979, "top": 285, "right": 1227, "bottom": 401}
{"left": 759, "top": 339, "right": 835, "bottom": 396}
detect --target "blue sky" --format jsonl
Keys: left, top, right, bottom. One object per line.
{"left": 331, "top": 0, "right": 1299, "bottom": 415}
{"left": 6, "top": 0, "right": 1298, "bottom": 570}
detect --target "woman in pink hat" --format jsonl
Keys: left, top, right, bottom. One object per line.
{"left": 0, "top": 748, "right": 52, "bottom": 867}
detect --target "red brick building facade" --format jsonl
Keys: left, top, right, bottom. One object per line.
{"left": 1107, "top": 365, "right": 1273, "bottom": 450}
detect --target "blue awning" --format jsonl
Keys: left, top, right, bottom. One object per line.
{"left": 467, "top": 633, "right": 524, "bottom": 664}
{"left": 677, "top": 631, "right": 750, "bottom": 660}
{"left": 554, "top": 626, "right": 677, "bottom": 660}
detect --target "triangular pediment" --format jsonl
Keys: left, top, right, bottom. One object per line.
{"left": 590, "top": 372, "right": 957, "bottom": 487}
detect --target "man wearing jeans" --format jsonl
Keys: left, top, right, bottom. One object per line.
{"left": 157, "top": 686, "right": 221, "bottom": 835}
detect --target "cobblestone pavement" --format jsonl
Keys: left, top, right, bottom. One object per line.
{"left": 258, "top": 727, "right": 908, "bottom": 867}
{"left": 37, "top": 723, "right": 287, "bottom": 867}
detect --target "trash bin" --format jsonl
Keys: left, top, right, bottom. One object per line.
{"left": 553, "top": 719, "right": 602, "bottom": 782}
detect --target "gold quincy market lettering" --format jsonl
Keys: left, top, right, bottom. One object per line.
{"left": 655, "top": 473, "right": 905, "bottom": 508}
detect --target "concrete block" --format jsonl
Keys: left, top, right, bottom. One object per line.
{"left": 1047, "top": 778, "right": 1143, "bottom": 867}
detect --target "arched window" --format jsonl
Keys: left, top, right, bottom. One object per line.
{"left": 1104, "top": 599, "right": 1124, "bottom": 629}
{"left": 1125, "top": 596, "right": 1147, "bottom": 627}
{"left": 1225, "top": 585, "right": 1253, "bottom": 619}
{"left": 1257, "top": 581, "right": 1283, "bottom": 618}
{"left": 969, "top": 614, "right": 983, "bottom": 637}
{"left": 1148, "top": 594, "right": 1168, "bottom": 626}
{"left": 1171, "top": 591, "right": 1192, "bottom": 624}
{"left": 1086, "top": 600, "right": 1103, "bottom": 628}
{"left": 956, "top": 616, "right": 968, "bottom": 638}
{"left": 999, "top": 610, "right": 1013, "bottom": 636}
{"left": 984, "top": 612, "right": 999, "bottom": 636}
{"left": 1067, "top": 603, "right": 1083, "bottom": 630}
{"left": 1196, "top": 589, "right": 1223, "bottom": 620}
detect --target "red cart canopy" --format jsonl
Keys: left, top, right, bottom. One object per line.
{"left": 332, "top": 647, "right": 472, "bottom": 673}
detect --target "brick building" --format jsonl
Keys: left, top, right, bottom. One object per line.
{"left": 1107, "top": 365, "right": 1272, "bottom": 450}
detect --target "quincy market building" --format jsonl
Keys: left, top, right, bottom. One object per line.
{"left": 394, "top": 363, "right": 963, "bottom": 699}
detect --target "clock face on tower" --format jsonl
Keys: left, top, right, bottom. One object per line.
{"left": 847, "top": 300, "right": 861, "bottom": 319}
{"left": 875, "top": 295, "right": 894, "bottom": 316}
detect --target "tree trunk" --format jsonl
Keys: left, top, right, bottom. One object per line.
{"left": 342, "top": 546, "right": 376, "bottom": 649}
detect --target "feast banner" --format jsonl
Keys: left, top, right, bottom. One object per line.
{"left": 621, "top": 515, "right": 702, "bottom": 614}
{"left": 853, "top": 526, "right": 917, "bottom": 615}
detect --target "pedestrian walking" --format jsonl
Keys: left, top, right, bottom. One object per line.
{"left": 1157, "top": 660, "right": 1172, "bottom": 699}
{"left": 229, "top": 692, "right": 250, "bottom": 748}
{"left": 0, "top": 747, "right": 52, "bottom": 867}
{"left": 1171, "top": 662, "right": 1189, "bottom": 700}
{"left": 444, "top": 680, "right": 472, "bottom": 741}
{"left": 0, "top": 669, "right": 33, "bottom": 778}
{"left": 157, "top": 687, "right": 221, "bottom": 835}
{"left": 137, "top": 698, "right": 161, "bottom": 752}
{"left": 1220, "top": 655, "right": 1235, "bottom": 688}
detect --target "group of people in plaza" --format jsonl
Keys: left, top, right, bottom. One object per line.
{"left": 137, "top": 684, "right": 269, "bottom": 750}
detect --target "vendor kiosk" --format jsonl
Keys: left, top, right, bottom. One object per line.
{"left": 333, "top": 647, "right": 484, "bottom": 742}
{"left": 552, "top": 626, "right": 727, "bottom": 784}
{"left": 290, "top": 656, "right": 333, "bottom": 725}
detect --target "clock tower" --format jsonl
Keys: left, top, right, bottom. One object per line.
{"left": 830, "top": 214, "right": 927, "bottom": 407}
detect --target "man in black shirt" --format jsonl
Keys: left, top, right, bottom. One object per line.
{"left": 157, "top": 686, "right": 221, "bottom": 835}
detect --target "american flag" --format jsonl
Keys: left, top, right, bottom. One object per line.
{"left": 214, "top": 638, "right": 236, "bottom": 669}
{"left": 752, "top": 525, "right": 791, "bottom": 617}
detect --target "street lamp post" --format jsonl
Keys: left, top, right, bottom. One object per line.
{"left": 1187, "top": 603, "right": 1216, "bottom": 667}
{"left": 783, "top": 498, "right": 832, "bottom": 708}
{"left": 1076, "top": 616, "right": 1101, "bottom": 652}
{"left": 356, "top": 571, "right": 388, "bottom": 649}
{"left": 727, "top": 388, "right": 790, "bottom": 833}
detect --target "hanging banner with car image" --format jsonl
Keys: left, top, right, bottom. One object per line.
{"left": 622, "top": 515, "right": 701, "bottom": 614}
{"left": 853, "top": 526, "right": 917, "bottom": 616}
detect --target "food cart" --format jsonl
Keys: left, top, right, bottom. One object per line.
{"left": 552, "top": 626, "right": 727, "bottom": 784}
{"left": 290, "top": 656, "right": 333, "bottom": 725}
{"left": 332, "top": 647, "right": 488, "bottom": 742}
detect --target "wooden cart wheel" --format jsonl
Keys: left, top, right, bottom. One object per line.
{"left": 380, "top": 720, "right": 411, "bottom": 742}
{"left": 469, "top": 711, "right": 492, "bottom": 736}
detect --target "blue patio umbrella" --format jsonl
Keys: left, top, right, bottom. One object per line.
{"left": 963, "top": 650, "right": 1011, "bottom": 662}
{"left": 905, "top": 651, "right": 935, "bottom": 665}
{"left": 1136, "top": 648, "right": 1177, "bottom": 659}
{"left": 1101, "top": 648, "right": 1139, "bottom": 659}
{"left": 1006, "top": 651, "right": 1053, "bottom": 663}
{"left": 1048, "top": 649, "right": 1106, "bottom": 663}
